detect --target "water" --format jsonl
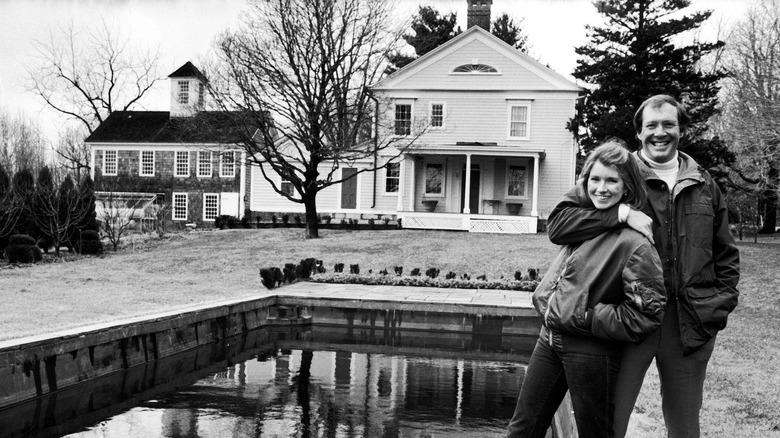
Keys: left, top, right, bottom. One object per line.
{"left": 65, "top": 349, "right": 525, "bottom": 437}
{"left": 3, "top": 320, "right": 537, "bottom": 438}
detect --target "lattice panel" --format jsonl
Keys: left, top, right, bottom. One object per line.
{"left": 469, "top": 218, "right": 537, "bottom": 234}
{"left": 400, "top": 214, "right": 467, "bottom": 230}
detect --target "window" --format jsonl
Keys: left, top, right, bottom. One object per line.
{"left": 394, "top": 104, "right": 412, "bottom": 136}
{"left": 425, "top": 163, "right": 444, "bottom": 195}
{"left": 198, "top": 83, "right": 205, "bottom": 107}
{"left": 452, "top": 63, "right": 498, "bottom": 73}
{"left": 385, "top": 162, "right": 400, "bottom": 193}
{"left": 203, "top": 193, "right": 219, "bottom": 221}
{"left": 430, "top": 103, "right": 444, "bottom": 128}
{"left": 178, "top": 81, "right": 189, "bottom": 105}
{"left": 197, "top": 151, "right": 212, "bottom": 177}
{"left": 140, "top": 150, "right": 154, "bottom": 176}
{"left": 103, "top": 150, "right": 117, "bottom": 176}
{"left": 220, "top": 151, "right": 236, "bottom": 177}
{"left": 509, "top": 104, "right": 530, "bottom": 139}
{"left": 280, "top": 181, "right": 295, "bottom": 197}
{"left": 508, "top": 165, "right": 528, "bottom": 197}
{"left": 173, "top": 193, "right": 188, "bottom": 221}
{"left": 175, "top": 151, "right": 190, "bottom": 177}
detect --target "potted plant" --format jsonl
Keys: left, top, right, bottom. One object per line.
{"left": 421, "top": 198, "right": 438, "bottom": 212}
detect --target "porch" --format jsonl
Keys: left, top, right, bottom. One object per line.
{"left": 391, "top": 145, "right": 544, "bottom": 234}
{"left": 399, "top": 211, "right": 539, "bottom": 234}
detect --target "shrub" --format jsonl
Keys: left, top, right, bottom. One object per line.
{"left": 215, "top": 215, "right": 239, "bottom": 230}
{"left": 310, "top": 272, "right": 539, "bottom": 292}
{"left": 259, "top": 267, "right": 283, "bottom": 289}
{"left": 73, "top": 229, "right": 103, "bottom": 255}
{"left": 6, "top": 240, "right": 42, "bottom": 264}
{"left": 349, "top": 263, "right": 360, "bottom": 274}
{"left": 334, "top": 262, "right": 344, "bottom": 273}
{"left": 425, "top": 267, "right": 440, "bottom": 279}
{"left": 294, "top": 215, "right": 303, "bottom": 226}
{"left": 281, "top": 214, "right": 290, "bottom": 225}
{"left": 283, "top": 263, "right": 297, "bottom": 283}
{"left": 393, "top": 266, "right": 403, "bottom": 276}
{"left": 410, "top": 268, "right": 421, "bottom": 276}
{"left": 8, "top": 234, "right": 35, "bottom": 246}
{"left": 368, "top": 218, "right": 375, "bottom": 229}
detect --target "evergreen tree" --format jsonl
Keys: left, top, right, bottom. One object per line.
{"left": 387, "top": 6, "right": 461, "bottom": 72}
{"left": 491, "top": 13, "right": 528, "bottom": 51}
{"left": 0, "top": 165, "right": 18, "bottom": 252}
{"left": 386, "top": 7, "right": 529, "bottom": 73}
{"left": 11, "top": 168, "right": 36, "bottom": 236}
{"left": 569, "top": 0, "right": 731, "bottom": 178}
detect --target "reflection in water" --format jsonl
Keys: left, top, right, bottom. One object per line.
{"left": 66, "top": 349, "right": 525, "bottom": 437}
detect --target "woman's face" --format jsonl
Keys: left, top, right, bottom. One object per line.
{"left": 587, "top": 161, "right": 626, "bottom": 210}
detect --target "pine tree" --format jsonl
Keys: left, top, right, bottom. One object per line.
{"left": 387, "top": 6, "right": 461, "bottom": 72}
{"left": 569, "top": 0, "right": 731, "bottom": 178}
{"left": 387, "top": 7, "right": 529, "bottom": 73}
{"left": 12, "top": 168, "right": 36, "bottom": 236}
{"left": 491, "top": 13, "right": 528, "bottom": 51}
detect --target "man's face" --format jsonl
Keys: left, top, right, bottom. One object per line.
{"left": 637, "top": 103, "right": 681, "bottom": 163}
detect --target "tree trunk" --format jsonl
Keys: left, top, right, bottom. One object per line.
{"left": 303, "top": 194, "right": 319, "bottom": 238}
{"left": 758, "top": 167, "right": 778, "bottom": 234}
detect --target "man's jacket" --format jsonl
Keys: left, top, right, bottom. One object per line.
{"left": 547, "top": 152, "right": 740, "bottom": 354}
{"left": 534, "top": 211, "right": 667, "bottom": 343}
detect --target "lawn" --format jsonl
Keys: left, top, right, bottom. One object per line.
{"left": 1, "top": 228, "right": 777, "bottom": 437}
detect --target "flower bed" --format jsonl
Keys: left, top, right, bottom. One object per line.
{"left": 309, "top": 272, "right": 538, "bottom": 291}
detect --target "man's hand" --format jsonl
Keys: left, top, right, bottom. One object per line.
{"left": 626, "top": 208, "right": 654, "bottom": 244}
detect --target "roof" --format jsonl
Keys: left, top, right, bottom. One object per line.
{"left": 168, "top": 61, "right": 207, "bottom": 81}
{"left": 85, "top": 111, "right": 260, "bottom": 144}
{"left": 373, "top": 26, "right": 582, "bottom": 92}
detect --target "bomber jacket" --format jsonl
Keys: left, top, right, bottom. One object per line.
{"left": 534, "top": 200, "right": 667, "bottom": 343}
{"left": 547, "top": 151, "right": 740, "bottom": 354}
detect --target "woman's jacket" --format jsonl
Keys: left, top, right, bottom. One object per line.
{"left": 533, "top": 227, "right": 667, "bottom": 343}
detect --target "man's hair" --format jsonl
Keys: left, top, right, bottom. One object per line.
{"left": 633, "top": 94, "right": 691, "bottom": 133}
{"left": 580, "top": 139, "right": 647, "bottom": 210}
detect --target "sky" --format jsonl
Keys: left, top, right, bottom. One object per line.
{"left": 0, "top": 0, "right": 752, "bottom": 144}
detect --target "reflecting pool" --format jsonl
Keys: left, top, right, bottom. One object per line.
{"left": 2, "top": 314, "right": 538, "bottom": 438}
{"left": 66, "top": 349, "right": 525, "bottom": 437}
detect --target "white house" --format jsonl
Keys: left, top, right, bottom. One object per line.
{"left": 248, "top": 4, "right": 582, "bottom": 234}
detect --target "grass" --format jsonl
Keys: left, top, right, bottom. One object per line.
{"left": 1, "top": 228, "right": 778, "bottom": 437}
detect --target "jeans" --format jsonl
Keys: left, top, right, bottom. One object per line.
{"left": 613, "top": 303, "right": 716, "bottom": 438}
{"left": 506, "top": 327, "right": 622, "bottom": 438}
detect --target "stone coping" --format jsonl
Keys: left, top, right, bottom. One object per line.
{"left": 0, "top": 282, "right": 534, "bottom": 353}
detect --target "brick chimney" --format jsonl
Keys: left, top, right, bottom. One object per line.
{"left": 467, "top": 0, "right": 493, "bottom": 31}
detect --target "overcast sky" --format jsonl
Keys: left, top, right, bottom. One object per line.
{"left": 0, "top": 0, "right": 750, "bottom": 143}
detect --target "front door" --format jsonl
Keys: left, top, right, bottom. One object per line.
{"left": 460, "top": 165, "right": 480, "bottom": 213}
{"left": 341, "top": 168, "right": 357, "bottom": 209}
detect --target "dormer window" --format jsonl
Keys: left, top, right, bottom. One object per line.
{"left": 178, "top": 81, "right": 189, "bottom": 105}
{"left": 452, "top": 63, "right": 498, "bottom": 74}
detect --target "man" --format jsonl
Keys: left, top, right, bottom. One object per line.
{"left": 547, "top": 94, "right": 740, "bottom": 438}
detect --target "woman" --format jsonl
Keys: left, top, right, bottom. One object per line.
{"left": 506, "top": 141, "right": 666, "bottom": 438}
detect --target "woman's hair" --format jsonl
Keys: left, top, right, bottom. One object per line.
{"left": 580, "top": 139, "right": 647, "bottom": 210}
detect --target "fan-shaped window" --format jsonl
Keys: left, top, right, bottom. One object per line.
{"left": 452, "top": 63, "right": 498, "bottom": 73}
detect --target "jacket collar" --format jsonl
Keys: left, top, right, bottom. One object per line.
{"left": 633, "top": 150, "right": 705, "bottom": 185}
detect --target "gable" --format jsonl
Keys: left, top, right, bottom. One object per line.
{"left": 374, "top": 27, "right": 580, "bottom": 92}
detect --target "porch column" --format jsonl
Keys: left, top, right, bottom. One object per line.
{"left": 407, "top": 157, "right": 416, "bottom": 211}
{"left": 532, "top": 154, "right": 540, "bottom": 217}
{"left": 463, "top": 154, "right": 472, "bottom": 214}
{"left": 239, "top": 151, "right": 246, "bottom": 218}
{"left": 396, "top": 155, "right": 405, "bottom": 211}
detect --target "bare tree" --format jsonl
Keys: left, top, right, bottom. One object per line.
{"left": 208, "top": 0, "right": 424, "bottom": 238}
{"left": 96, "top": 192, "right": 140, "bottom": 251}
{"left": 55, "top": 126, "right": 91, "bottom": 180}
{"left": 718, "top": 0, "right": 780, "bottom": 233}
{"left": 0, "top": 111, "right": 47, "bottom": 174}
{"left": 27, "top": 21, "right": 159, "bottom": 135}
{"left": 30, "top": 168, "right": 92, "bottom": 256}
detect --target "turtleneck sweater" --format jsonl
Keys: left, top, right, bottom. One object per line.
{"left": 639, "top": 150, "right": 679, "bottom": 191}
